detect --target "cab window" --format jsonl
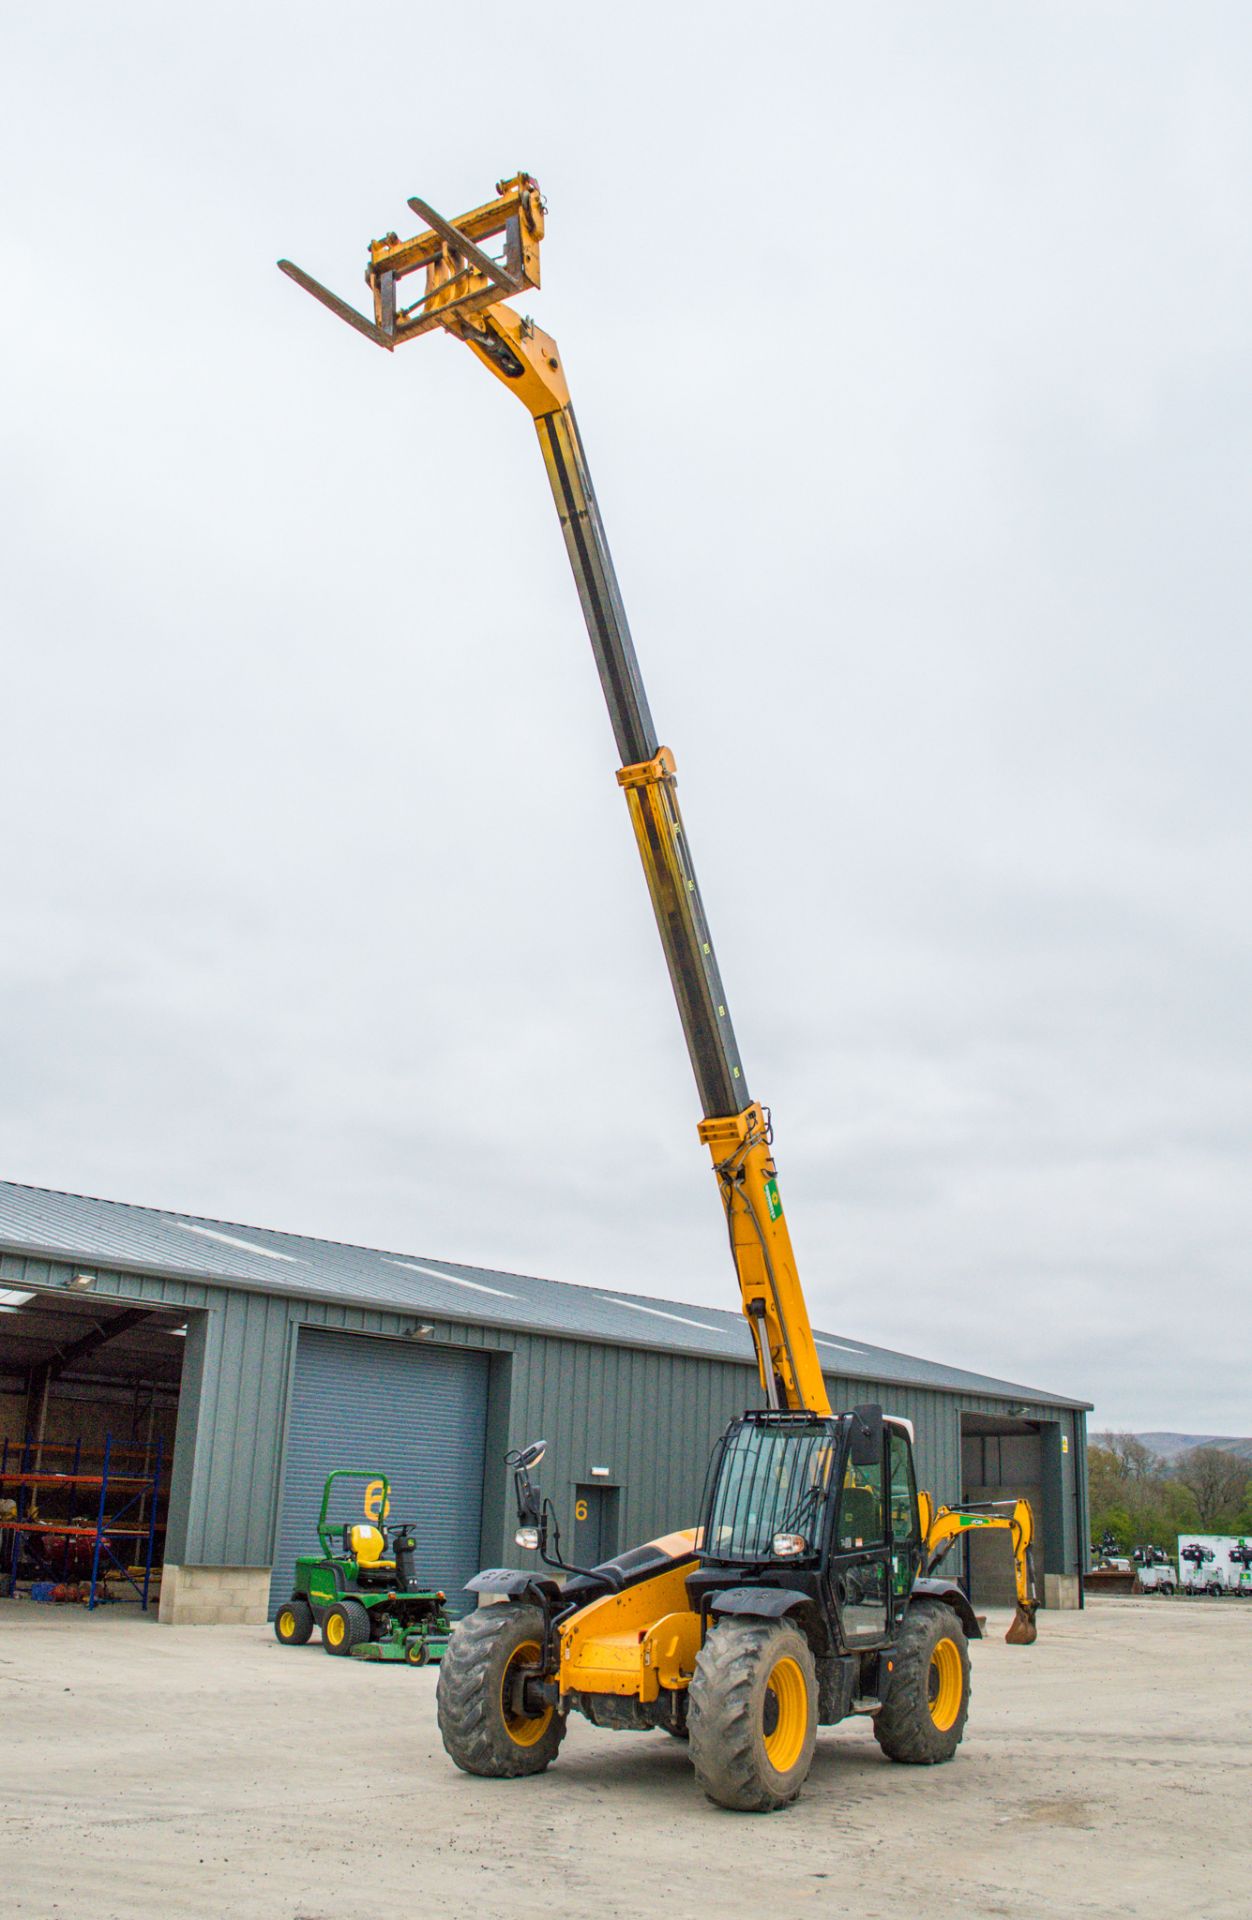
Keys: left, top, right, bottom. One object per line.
{"left": 889, "top": 1429, "right": 918, "bottom": 1543}
{"left": 837, "top": 1455, "right": 884, "bottom": 1549}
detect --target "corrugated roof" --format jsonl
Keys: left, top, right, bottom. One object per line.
{"left": 0, "top": 1180, "right": 1087, "bottom": 1408}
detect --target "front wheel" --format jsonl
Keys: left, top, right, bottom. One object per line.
{"left": 274, "top": 1598, "right": 314, "bottom": 1646}
{"left": 322, "top": 1599, "right": 370, "bottom": 1656}
{"left": 874, "top": 1599, "right": 971, "bottom": 1765}
{"left": 437, "top": 1604, "right": 565, "bottom": 1777}
{"left": 688, "top": 1619, "right": 818, "bottom": 1812}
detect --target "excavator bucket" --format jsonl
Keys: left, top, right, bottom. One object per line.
{"left": 1006, "top": 1601, "right": 1038, "bottom": 1646}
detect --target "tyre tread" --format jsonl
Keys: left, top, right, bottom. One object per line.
{"left": 322, "top": 1597, "right": 371, "bottom": 1655}
{"left": 436, "top": 1605, "right": 565, "bottom": 1778}
{"left": 688, "top": 1619, "right": 816, "bottom": 1813}
{"left": 274, "top": 1596, "right": 314, "bottom": 1646}
{"left": 873, "top": 1598, "right": 971, "bottom": 1765}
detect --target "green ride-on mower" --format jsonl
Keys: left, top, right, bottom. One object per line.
{"left": 273, "top": 1470, "right": 451, "bottom": 1665}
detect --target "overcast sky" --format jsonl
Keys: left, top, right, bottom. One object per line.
{"left": 2, "top": 6, "right": 1249, "bottom": 1433}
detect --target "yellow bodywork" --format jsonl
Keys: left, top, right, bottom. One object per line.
{"left": 618, "top": 749, "right": 830, "bottom": 1415}
{"left": 558, "top": 1533, "right": 702, "bottom": 1703}
{"left": 924, "top": 1497, "right": 1039, "bottom": 1644}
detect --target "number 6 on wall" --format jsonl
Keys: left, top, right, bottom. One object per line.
{"left": 364, "top": 1479, "right": 391, "bottom": 1524}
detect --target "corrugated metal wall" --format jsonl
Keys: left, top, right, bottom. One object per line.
{"left": 0, "top": 1251, "right": 1087, "bottom": 1583}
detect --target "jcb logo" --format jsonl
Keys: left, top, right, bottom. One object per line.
{"left": 364, "top": 1479, "right": 391, "bottom": 1524}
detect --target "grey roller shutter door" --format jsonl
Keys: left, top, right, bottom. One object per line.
{"left": 269, "top": 1329, "right": 489, "bottom": 1618}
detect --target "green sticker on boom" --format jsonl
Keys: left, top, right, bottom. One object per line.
{"left": 764, "top": 1177, "right": 782, "bottom": 1222}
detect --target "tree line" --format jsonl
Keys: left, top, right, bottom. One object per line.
{"left": 1088, "top": 1434, "right": 1252, "bottom": 1552}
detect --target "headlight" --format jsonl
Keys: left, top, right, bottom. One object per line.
{"left": 772, "top": 1532, "right": 806, "bottom": 1558}
{"left": 515, "top": 1526, "right": 540, "bottom": 1550}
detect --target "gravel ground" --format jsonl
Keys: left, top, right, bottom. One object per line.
{"left": 1, "top": 1594, "right": 1249, "bottom": 1919}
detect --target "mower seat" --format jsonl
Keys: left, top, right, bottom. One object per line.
{"left": 346, "top": 1523, "right": 392, "bottom": 1569}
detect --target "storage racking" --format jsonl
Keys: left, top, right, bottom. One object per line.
{"left": 0, "top": 1432, "right": 165, "bottom": 1609}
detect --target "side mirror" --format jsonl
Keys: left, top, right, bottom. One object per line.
{"left": 516, "top": 1477, "right": 542, "bottom": 1528}
{"left": 506, "top": 1441, "right": 548, "bottom": 1549}
{"left": 848, "top": 1404, "right": 883, "bottom": 1469}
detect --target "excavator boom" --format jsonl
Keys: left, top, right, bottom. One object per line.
{"left": 280, "top": 178, "right": 828, "bottom": 1415}
{"left": 921, "top": 1495, "right": 1039, "bottom": 1645}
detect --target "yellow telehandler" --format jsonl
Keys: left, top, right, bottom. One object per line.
{"left": 280, "top": 175, "right": 1037, "bottom": 1812}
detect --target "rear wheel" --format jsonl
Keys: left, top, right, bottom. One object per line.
{"left": 437, "top": 1604, "right": 565, "bottom": 1777}
{"left": 688, "top": 1619, "right": 818, "bottom": 1812}
{"left": 321, "top": 1599, "right": 370, "bottom": 1656}
{"left": 274, "top": 1598, "right": 314, "bottom": 1646}
{"left": 873, "top": 1599, "right": 970, "bottom": 1765}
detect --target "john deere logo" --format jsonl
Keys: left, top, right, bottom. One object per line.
{"left": 764, "top": 1178, "right": 782, "bottom": 1222}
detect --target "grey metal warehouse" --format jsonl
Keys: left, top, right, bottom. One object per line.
{"left": 0, "top": 1181, "right": 1091, "bottom": 1624}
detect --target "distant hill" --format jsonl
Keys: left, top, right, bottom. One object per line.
{"left": 1134, "top": 1432, "right": 1252, "bottom": 1463}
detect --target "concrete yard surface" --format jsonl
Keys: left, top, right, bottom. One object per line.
{"left": 1, "top": 1596, "right": 1249, "bottom": 1920}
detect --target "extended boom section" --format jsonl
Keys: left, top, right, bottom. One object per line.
{"left": 281, "top": 176, "right": 827, "bottom": 1416}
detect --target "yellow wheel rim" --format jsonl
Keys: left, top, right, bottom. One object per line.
{"left": 278, "top": 1609, "right": 296, "bottom": 1639}
{"left": 325, "top": 1612, "right": 346, "bottom": 1649}
{"left": 928, "top": 1637, "right": 963, "bottom": 1731}
{"left": 500, "top": 1639, "right": 552, "bottom": 1748}
{"left": 762, "top": 1655, "right": 808, "bottom": 1773}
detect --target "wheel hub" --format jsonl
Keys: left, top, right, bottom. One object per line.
{"left": 761, "top": 1656, "right": 807, "bottom": 1772}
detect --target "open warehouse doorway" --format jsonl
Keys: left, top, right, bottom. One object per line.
{"left": 0, "top": 1282, "right": 187, "bottom": 1614}
{"left": 961, "top": 1412, "right": 1045, "bottom": 1609}
{"left": 960, "top": 1410, "right": 1078, "bottom": 1609}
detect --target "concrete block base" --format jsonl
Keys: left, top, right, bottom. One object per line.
{"left": 1044, "top": 1572, "right": 1081, "bottom": 1610}
{"left": 159, "top": 1564, "right": 270, "bottom": 1625}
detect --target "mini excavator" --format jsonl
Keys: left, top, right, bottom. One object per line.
{"left": 280, "top": 175, "right": 1038, "bottom": 1813}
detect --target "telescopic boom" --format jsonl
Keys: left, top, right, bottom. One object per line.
{"left": 280, "top": 174, "right": 829, "bottom": 1415}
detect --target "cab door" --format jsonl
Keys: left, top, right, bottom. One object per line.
{"left": 886, "top": 1424, "right": 923, "bottom": 1627}
{"left": 826, "top": 1412, "right": 891, "bottom": 1646}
